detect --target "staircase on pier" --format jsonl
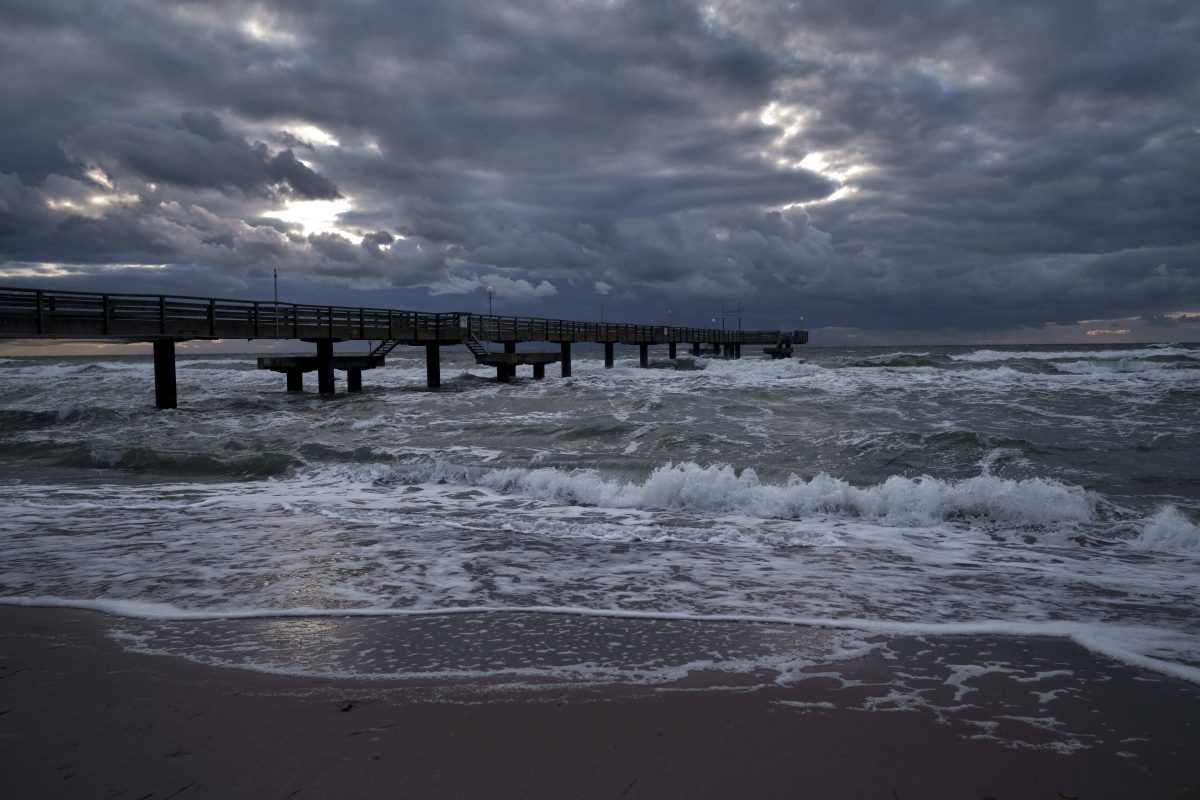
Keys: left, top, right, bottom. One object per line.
{"left": 370, "top": 339, "right": 403, "bottom": 357}
{"left": 465, "top": 333, "right": 489, "bottom": 362}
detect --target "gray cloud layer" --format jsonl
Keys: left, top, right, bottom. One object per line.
{"left": 0, "top": 0, "right": 1197, "bottom": 338}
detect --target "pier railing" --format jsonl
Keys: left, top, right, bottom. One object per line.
{"left": 0, "top": 286, "right": 801, "bottom": 345}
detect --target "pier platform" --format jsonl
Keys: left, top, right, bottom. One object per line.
{"left": 257, "top": 354, "right": 385, "bottom": 393}
{"left": 476, "top": 352, "right": 562, "bottom": 382}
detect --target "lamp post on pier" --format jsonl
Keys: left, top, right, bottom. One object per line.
{"left": 487, "top": 286, "right": 494, "bottom": 316}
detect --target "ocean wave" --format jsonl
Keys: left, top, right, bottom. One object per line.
{"left": 952, "top": 347, "right": 1200, "bottom": 364}
{"left": 56, "top": 446, "right": 300, "bottom": 477}
{"left": 845, "top": 352, "right": 949, "bottom": 368}
{"left": 482, "top": 463, "right": 1097, "bottom": 526}
{"left": 1129, "top": 505, "right": 1200, "bottom": 555}
{"left": 1, "top": 360, "right": 149, "bottom": 377}
{"left": 316, "top": 459, "right": 1098, "bottom": 529}
{"left": 1051, "top": 358, "right": 1197, "bottom": 375}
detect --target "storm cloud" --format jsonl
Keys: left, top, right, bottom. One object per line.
{"left": 0, "top": 0, "right": 1197, "bottom": 340}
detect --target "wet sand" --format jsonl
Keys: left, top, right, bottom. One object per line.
{"left": 2, "top": 606, "right": 1197, "bottom": 799}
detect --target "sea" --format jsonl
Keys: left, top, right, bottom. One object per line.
{"left": 2, "top": 343, "right": 1199, "bottom": 748}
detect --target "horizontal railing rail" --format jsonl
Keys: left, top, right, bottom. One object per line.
{"left": 0, "top": 286, "right": 802, "bottom": 345}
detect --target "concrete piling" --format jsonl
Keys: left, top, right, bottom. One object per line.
{"left": 503, "top": 342, "right": 517, "bottom": 380}
{"left": 639, "top": 343, "right": 649, "bottom": 368}
{"left": 533, "top": 363, "right": 545, "bottom": 380}
{"left": 560, "top": 342, "right": 572, "bottom": 377}
{"left": 152, "top": 339, "right": 177, "bottom": 410}
{"left": 286, "top": 370, "right": 303, "bottom": 392}
{"left": 347, "top": 369, "right": 362, "bottom": 392}
{"left": 669, "top": 342, "right": 677, "bottom": 359}
{"left": 425, "top": 343, "right": 441, "bottom": 389}
{"left": 316, "top": 340, "right": 336, "bottom": 395}
{"left": 604, "top": 342, "right": 614, "bottom": 368}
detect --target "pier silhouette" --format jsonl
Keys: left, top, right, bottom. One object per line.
{"left": 0, "top": 287, "right": 807, "bottom": 408}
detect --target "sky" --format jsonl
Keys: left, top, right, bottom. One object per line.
{"left": 1, "top": 0, "right": 1198, "bottom": 346}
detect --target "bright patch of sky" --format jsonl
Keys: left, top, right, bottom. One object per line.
{"left": 270, "top": 197, "right": 356, "bottom": 238}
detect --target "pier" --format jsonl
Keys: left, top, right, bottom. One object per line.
{"left": 0, "top": 287, "right": 807, "bottom": 408}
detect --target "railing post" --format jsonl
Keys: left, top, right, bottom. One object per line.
{"left": 102, "top": 294, "right": 111, "bottom": 335}
{"left": 207, "top": 299, "right": 216, "bottom": 337}
{"left": 158, "top": 296, "right": 166, "bottom": 335}
{"left": 35, "top": 291, "right": 44, "bottom": 334}
{"left": 327, "top": 306, "right": 333, "bottom": 337}
{"left": 293, "top": 304, "right": 299, "bottom": 338}
{"left": 358, "top": 308, "right": 364, "bottom": 339}
{"left": 252, "top": 302, "right": 259, "bottom": 337}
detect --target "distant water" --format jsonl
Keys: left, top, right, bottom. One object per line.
{"left": 2, "top": 343, "right": 1199, "bottom": 688}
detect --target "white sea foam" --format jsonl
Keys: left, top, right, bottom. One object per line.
{"left": 1130, "top": 505, "right": 1200, "bottom": 555}
{"left": 1053, "top": 359, "right": 1186, "bottom": 375}
{"left": 5, "top": 595, "right": 1200, "bottom": 686}
{"left": 321, "top": 460, "right": 1099, "bottom": 529}
{"left": 951, "top": 347, "right": 1200, "bottom": 363}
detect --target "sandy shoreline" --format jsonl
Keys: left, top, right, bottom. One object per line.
{"left": 2, "top": 606, "right": 1197, "bottom": 799}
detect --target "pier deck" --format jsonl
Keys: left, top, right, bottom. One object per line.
{"left": 0, "top": 286, "right": 807, "bottom": 406}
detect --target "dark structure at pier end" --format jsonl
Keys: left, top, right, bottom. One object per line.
{"left": 0, "top": 287, "right": 808, "bottom": 408}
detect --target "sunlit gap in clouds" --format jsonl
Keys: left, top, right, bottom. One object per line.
{"left": 758, "top": 100, "right": 865, "bottom": 207}
{"left": 269, "top": 196, "right": 357, "bottom": 239}
{"left": 44, "top": 193, "right": 141, "bottom": 220}
{"left": 282, "top": 124, "right": 341, "bottom": 149}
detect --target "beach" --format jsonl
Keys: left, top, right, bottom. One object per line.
{"left": 5, "top": 606, "right": 1198, "bottom": 799}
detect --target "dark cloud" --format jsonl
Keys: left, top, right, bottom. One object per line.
{"left": 0, "top": 0, "right": 1197, "bottom": 338}
{"left": 64, "top": 114, "right": 340, "bottom": 200}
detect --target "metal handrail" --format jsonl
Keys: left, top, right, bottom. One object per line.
{"left": 0, "top": 286, "right": 802, "bottom": 344}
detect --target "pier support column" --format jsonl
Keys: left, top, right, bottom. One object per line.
{"left": 425, "top": 344, "right": 441, "bottom": 389}
{"left": 723, "top": 343, "right": 734, "bottom": 360}
{"left": 604, "top": 342, "right": 614, "bottom": 368}
{"left": 533, "top": 363, "right": 545, "bottom": 380}
{"left": 316, "top": 339, "right": 335, "bottom": 395}
{"left": 286, "top": 370, "right": 303, "bottom": 392}
{"left": 560, "top": 342, "right": 572, "bottom": 377}
{"left": 502, "top": 342, "right": 517, "bottom": 380}
{"left": 691, "top": 343, "right": 700, "bottom": 356}
{"left": 639, "top": 343, "right": 649, "bottom": 368}
{"left": 347, "top": 369, "right": 363, "bottom": 392}
{"left": 504, "top": 341, "right": 517, "bottom": 355}
{"left": 496, "top": 365, "right": 511, "bottom": 383}
{"left": 152, "top": 339, "right": 177, "bottom": 410}
{"left": 669, "top": 342, "right": 677, "bottom": 359}
{"left": 734, "top": 343, "right": 741, "bottom": 359}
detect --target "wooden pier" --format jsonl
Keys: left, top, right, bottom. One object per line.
{"left": 0, "top": 286, "right": 807, "bottom": 408}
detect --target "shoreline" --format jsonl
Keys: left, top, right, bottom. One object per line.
{"left": 3, "top": 606, "right": 1198, "bottom": 798}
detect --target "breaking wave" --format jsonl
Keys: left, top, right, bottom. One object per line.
{"left": 952, "top": 346, "right": 1200, "bottom": 363}
{"left": 316, "top": 459, "right": 1099, "bottom": 529}
{"left": 1130, "top": 505, "right": 1200, "bottom": 555}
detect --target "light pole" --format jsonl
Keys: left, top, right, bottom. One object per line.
{"left": 667, "top": 309, "right": 672, "bottom": 328}
{"left": 487, "top": 286, "right": 494, "bottom": 316}
{"left": 600, "top": 304, "right": 605, "bottom": 323}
